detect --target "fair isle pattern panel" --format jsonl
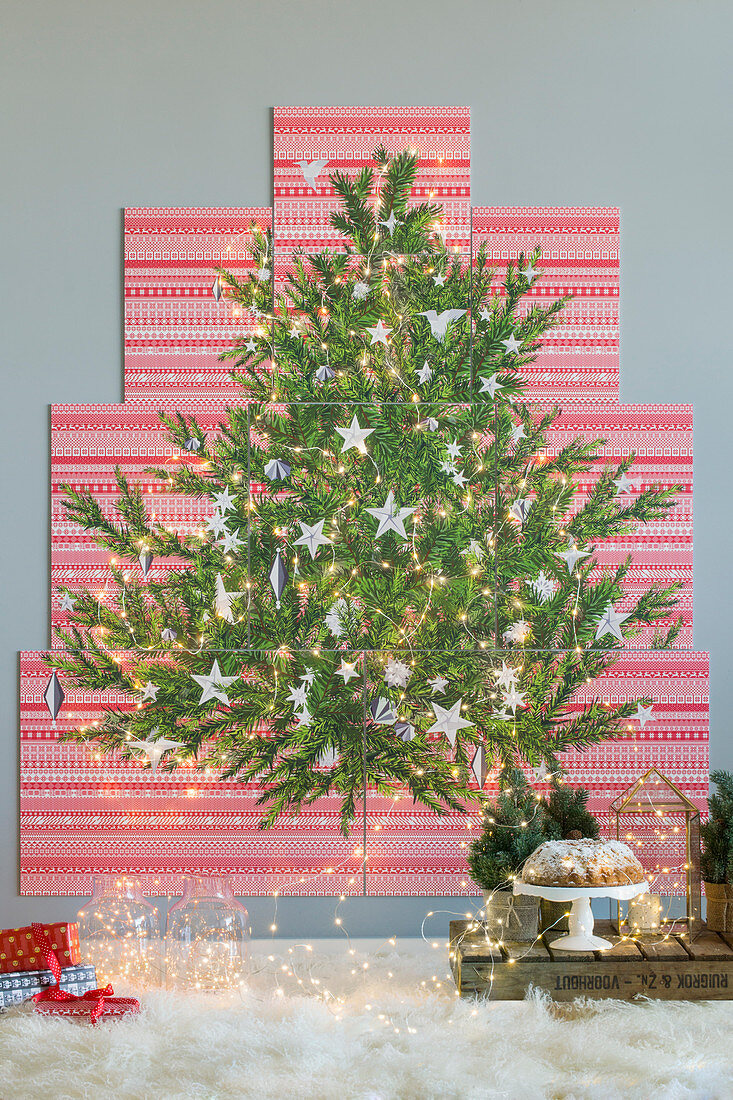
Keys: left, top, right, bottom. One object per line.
{"left": 124, "top": 207, "right": 271, "bottom": 410}
{"left": 472, "top": 206, "right": 620, "bottom": 405}
{"left": 20, "top": 651, "right": 364, "bottom": 897}
{"left": 543, "top": 404, "right": 693, "bottom": 647}
{"left": 273, "top": 106, "right": 471, "bottom": 287}
{"left": 50, "top": 405, "right": 227, "bottom": 641}
{"left": 366, "top": 651, "right": 709, "bottom": 896}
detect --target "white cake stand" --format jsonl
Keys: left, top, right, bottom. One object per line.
{"left": 513, "top": 880, "right": 648, "bottom": 951}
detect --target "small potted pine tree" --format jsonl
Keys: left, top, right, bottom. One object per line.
{"left": 701, "top": 771, "right": 733, "bottom": 932}
{"left": 467, "top": 768, "right": 544, "bottom": 941}
{"left": 538, "top": 777, "right": 600, "bottom": 931}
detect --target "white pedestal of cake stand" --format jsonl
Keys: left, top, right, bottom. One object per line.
{"left": 513, "top": 880, "right": 648, "bottom": 951}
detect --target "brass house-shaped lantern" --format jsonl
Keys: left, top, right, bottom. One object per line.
{"left": 610, "top": 767, "right": 702, "bottom": 937}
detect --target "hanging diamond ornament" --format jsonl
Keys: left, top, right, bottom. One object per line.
{"left": 43, "top": 671, "right": 65, "bottom": 725}
{"left": 269, "top": 552, "right": 288, "bottom": 609}
{"left": 138, "top": 549, "right": 154, "bottom": 578}
{"left": 395, "top": 720, "right": 415, "bottom": 742}
{"left": 264, "top": 459, "right": 291, "bottom": 481}
{"left": 184, "top": 437, "right": 202, "bottom": 452}
{"left": 315, "top": 364, "right": 335, "bottom": 383}
{"left": 211, "top": 276, "right": 222, "bottom": 301}
{"left": 369, "top": 697, "right": 397, "bottom": 725}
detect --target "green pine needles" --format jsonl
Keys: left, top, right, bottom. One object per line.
{"left": 701, "top": 771, "right": 733, "bottom": 885}
{"left": 51, "top": 148, "right": 682, "bottom": 833}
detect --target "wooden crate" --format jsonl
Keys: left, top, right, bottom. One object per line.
{"left": 449, "top": 920, "right": 733, "bottom": 1001}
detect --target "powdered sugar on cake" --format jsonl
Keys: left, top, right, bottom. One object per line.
{"left": 521, "top": 839, "right": 645, "bottom": 888}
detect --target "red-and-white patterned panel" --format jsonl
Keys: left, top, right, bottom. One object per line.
{"left": 20, "top": 651, "right": 364, "bottom": 897}
{"left": 472, "top": 206, "right": 620, "bottom": 405}
{"left": 50, "top": 405, "right": 227, "bottom": 639}
{"left": 366, "top": 651, "right": 709, "bottom": 896}
{"left": 543, "top": 404, "right": 693, "bottom": 646}
{"left": 273, "top": 106, "right": 471, "bottom": 286}
{"left": 124, "top": 207, "right": 271, "bottom": 410}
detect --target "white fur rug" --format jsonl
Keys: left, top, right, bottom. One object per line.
{"left": 1, "top": 939, "right": 732, "bottom": 1099}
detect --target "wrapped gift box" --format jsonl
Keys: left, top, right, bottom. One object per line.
{"left": 0, "top": 963, "right": 97, "bottom": 1008}
{"left": 34, "top": 994, "right": 139, "bottom": 1022}
{"left": 0, "top": 922, "right": 80, "bottom": 974}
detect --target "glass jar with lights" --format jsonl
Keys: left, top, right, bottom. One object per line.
{"left": 77, "top": 874, "right": 163, "bottom": 985}
{"left": 165, "top": 875, "right": 250, "bottom": 991}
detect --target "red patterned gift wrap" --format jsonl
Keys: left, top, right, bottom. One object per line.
{"left": 0, "top": 922, "right": 80, "bottom": 974}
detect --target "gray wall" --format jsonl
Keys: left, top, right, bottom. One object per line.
{"left": 1, "top": 0, "right": 730, "bottom": 937}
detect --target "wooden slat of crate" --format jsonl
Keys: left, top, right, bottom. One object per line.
{"left": 449, "top": 920, "right": 733, "bottom": 1001}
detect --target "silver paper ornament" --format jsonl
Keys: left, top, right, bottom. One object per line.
{"left": 161, "top": 627, "right": 177, "bottom": 642}
{"left": 43, "top": 671, "right": 65, "bottom": 724}
{"left": 211, "top": 276, "right": 222, "bottom": 301}
{"left": 470, "top": 745, "right": 486, "bottom": 786}
{"left": 370, "top": 697, "right": 396, "bottom": 725}
{"left": 395, "top": 720, "right": 415, "bottom": 742}
{"left": 184, "top": 437, "right": 202, "bottom": 452}
{"left": 269, "top": 552, "right": 288, "bottom": 608}
{"left": 315, "top": 364, "right": 335, "bottom": 383}
{"left": 138, "top": 550, "right": 154, "bottom": 578}
{"left": 264, "top": 459, "right": 291, "bottom": 481}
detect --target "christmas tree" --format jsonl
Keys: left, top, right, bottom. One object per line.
{"left": 51, "top": 149, "right": 681, "bottom": 833}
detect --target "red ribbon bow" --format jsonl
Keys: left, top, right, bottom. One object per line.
{"left": 30, "top": 923, "right": 129, "bottom": 1024}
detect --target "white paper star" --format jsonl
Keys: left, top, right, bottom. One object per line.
{"left": 336, "top": 659, "right": 359, "bottom": 684}
{"left": 520, "top": 262, "right": 537, "bottom": 283}
{"left": 300, "top": 670, "right": 316, "bottom": 687}
{"left": 417, "top": 361, "right": 433, "bottom": 384}
{"left": 294, "top": 519, "right": 332, "bottom": 560}
{"left": 335, "top": 414, "right": 375, "bottom": 455}
{"left": 366, "top": 491, "right": 414, "bottom": 540}
{"left": 140, "top": 681, "right": 159, "bottom": 702}
{"left": 380, "top": 210, "right": 399, "bottom": 235}
{"left": 206, "top": 512, "right": 228, "bottom": 536}
{"left": 631, "top": 703, "right": 655, "bottom": 728}
{"left": 502, "top": 685, "right": 527, "bottom": 712}
{"left": 503, "top": 620, "right": 531, "bottom": 645}
{"left": 432, "top": 272, "right": 446, "bottom": 286}
{"left": 446, "top": 440, "right": 463, "bottom": 461}
{"left": 352, "top": 280, "right": 370, "bottom": 299}
{"left": 427, "top": 699, "right": 473, "bottom": 747}
{"left": 530, "top": 571, "right": 557, "bottom": 603}
{"left": 452, "top": 470, "right": 469, "bottom": 489}
{"left": 555, "top": 539, "right": 591, "bottom": 574}
{"left": 213, "top": 573, "right": 245, "bottom": 624}
{"left": 384, "top": 659, "right": 412, "bottom": 689}
{"left": 128, "top": 731, "right": 184, "bottom": 773}
{"left": 429, "top": 675, "right": 448, "bottom": 695}
{"left": 595, "top": 602, "right": 632, "bottom": 642}
{"left": 244, "top": 338, "right": 257, "bottom": 355}
{"left": 440, "top": 459, "right": 458, "bottom": 475}
{"left": 479, "top": 373, "right": 504, "bottom": 399}
{"left": 366, "top": 320, "right": 391, "bottom": 346}
{"left": 295, "top": 706, "right": 312, "bottom": 728}
{"left": 613, "top": 471, "right": 638, "bottom": 495}
{"left": 219, "top": 528, "right": 245, "bottom": 554}
{"left": 212, "top": 487, "right": 236, "bottom": 512}
{"left": 479, "top": 308, "right": 492, "bottom": 322}
{"left": 492, "top": 661, "right": 519, "bottom": 690}
{"left": 501, "top": 334, "right": 523, "bottom": 355}
{"left": 59, "top": 593, "right": 76, "bottom": 612}
{"left": 287, "top": 683, "right": 309, "bottom": 708}
{"left": 191, "top": 660, "right": 238, "bottom": 707}
{"left": 510, "top": 423, "right": 526, "bottom": 444}
{"left": 418, "top": 309, "right": 467, "bottom": 341}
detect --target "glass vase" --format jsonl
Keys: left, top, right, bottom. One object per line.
{"left": 165, "top": 875, "right": 250, "bottom": 991}
{"left": 77, "top": 874, "right": 162, "bottom": 986}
